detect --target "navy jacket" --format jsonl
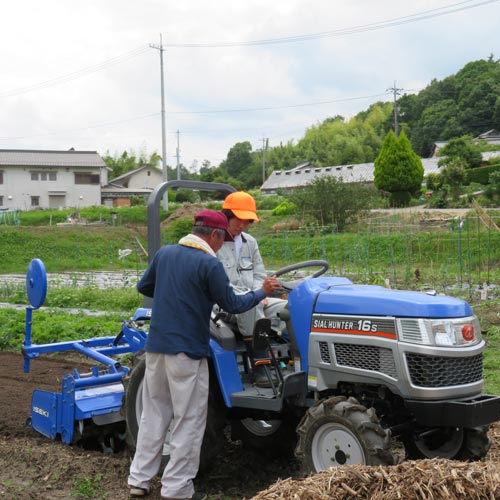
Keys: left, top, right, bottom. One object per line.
{"left": 138, "top": 244, "right": 266, "bottom": 359}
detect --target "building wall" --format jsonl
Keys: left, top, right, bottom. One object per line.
{"left": 0, "top": 166, "right": 104, "bottom": 210}
{"left": 124, "top": 168, "right": 163, "bottom": 189}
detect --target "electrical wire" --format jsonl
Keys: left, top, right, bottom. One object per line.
{"left": 0, "top": 45, "right": 149, "bottom": 98}
{"left": 164, "top": 0, "right": 499, "bottom": 47}
{"left": 0, "top": 91, "right": 392, "bottom": 142}
{"left": 165, "top": 92, "right": 391, "bottom": 114}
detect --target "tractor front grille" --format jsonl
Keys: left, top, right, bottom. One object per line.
{"left": 318, "top": 341, "right": 331, "bottom": 363}
{"left": 333, "top": 343, "right": 397, "bottom": 379}
{"left": 406, "top": 353, "right": 483, "bottom": 388}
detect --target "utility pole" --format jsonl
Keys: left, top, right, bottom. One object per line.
{"left": 150, "top": 34, "right": 168, "bottom": 210}
{"left": 176, "top": 130, "right": 181, "bottom": 180}
{"left": 387, "top": 81, "right": 403, "bottom": 137}
{"left": 262, "top": 136, "right": 268, "bottom": 184}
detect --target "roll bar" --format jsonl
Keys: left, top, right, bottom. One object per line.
{"left": 146, "top": 180, "right": 237, "bottom": 262}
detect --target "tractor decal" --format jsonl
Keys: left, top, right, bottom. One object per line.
{"left": 311, "top": 315, "right": 397, "bottom": 340}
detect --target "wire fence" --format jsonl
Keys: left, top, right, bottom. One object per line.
{"left": 2, "top": 211, "right": 500, "bottom": 301}
{"left": 257, "top": 213, "right": 500, "bottom": 299}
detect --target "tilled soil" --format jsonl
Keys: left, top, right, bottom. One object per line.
{"left": 0, "top": 351, "right": 301, "bottom": 500}
{"left": 1, "top": 350, "right": 499, "bottom": 500}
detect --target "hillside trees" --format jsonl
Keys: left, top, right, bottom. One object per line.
{"left": 399, "top": 58, "right": 500, "bottom": 156}
{"left": 374, "top": 130, "right": 424, "bottom": 206}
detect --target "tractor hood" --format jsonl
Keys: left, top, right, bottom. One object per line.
{"left": 312, "top": 281, "right": 473, "bottom": 318}
{"left": 288, "top": 278, "right": 473, "bottom": 342}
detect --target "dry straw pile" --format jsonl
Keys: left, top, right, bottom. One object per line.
{"left": 250, "top": 459, "right": 500, "bottom": 500}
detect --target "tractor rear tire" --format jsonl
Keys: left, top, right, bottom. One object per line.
{"left": 295, "top": 396, "right": 395, "bottom": 473}
{"left": 124, "top": 355, "right": 227, "bottom": 474}
{"left": 230, "top": 415, "right": 299, "bottom": 458}
{"left": 403, "top": 425, "right": 491, "bottom": 461}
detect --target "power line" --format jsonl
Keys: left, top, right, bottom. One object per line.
{"left": 0, "top": 45, "right": 149, "bottom": 98}
{"left": 164, "top": 92, "right": 391, "bottom": 114}
{"left": 164, "top": 0, "right": 498, "bottom": 47}
{"left": 0, "top": 91, "right": 392, "bottom": 141}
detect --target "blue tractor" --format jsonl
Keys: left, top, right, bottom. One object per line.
{"left": 22, "top": 181, "right": 500, "bottom": 472}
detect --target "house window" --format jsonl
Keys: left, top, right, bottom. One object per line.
{"left": 0, "top": 171, "right": 3, "bottom": 184}
{"left": 75, "top": 173, "right": 100, "bottom": 185}
{"left": 0, "top": 196, "right": 3, "bottom": 206}
{"left": 31, "top": 196, "right": 40, "bottom": 207}
{"left": 31, "top": 171, "right": 57, "bottom": 181}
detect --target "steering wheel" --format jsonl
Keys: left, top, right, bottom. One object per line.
{"left": 273, "top": 260, "right": 329, "bottom": 292}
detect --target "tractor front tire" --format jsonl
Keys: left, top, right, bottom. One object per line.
{"left": 124, "top": 355, "right": 227, "bottom": 474}
{"left": 295, "top": 396, "right": 395, "bottom": 473}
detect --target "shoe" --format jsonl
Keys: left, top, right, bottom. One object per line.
{"left": 130, "top": 486, "right": 149, "bottom": 497}
{"left": 253, "top": 367, "right": 278, "bottom": 388}
{"left": 191, "top": 493, "right": 208, "bottom": 500}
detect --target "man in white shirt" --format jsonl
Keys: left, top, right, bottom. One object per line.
{"left": 217, "top": 192, "right": 287, "bottom": 387}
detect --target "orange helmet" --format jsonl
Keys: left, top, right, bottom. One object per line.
{"left": 222, "top": 191, "right": 259, "bottom": 221}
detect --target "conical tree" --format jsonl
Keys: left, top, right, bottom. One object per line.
{"left": 374, "top": 130, "right": 424, "bottom": 206}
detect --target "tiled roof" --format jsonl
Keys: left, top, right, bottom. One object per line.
{"left": 0, "top": 149, "right": 106, "bottom": 167}
{"left": 261, "top": 158, "right": 441, "bottom": 192}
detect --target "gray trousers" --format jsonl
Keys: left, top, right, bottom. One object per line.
{"left": 128, "top": 352, "right": 209, "bottom": 499}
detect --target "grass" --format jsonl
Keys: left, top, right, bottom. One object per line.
{"left": 0, "top": 226, "right": 149, "bottom": 273}
{"left": 1, "top": 207, "right": 500, "bottom": 395}
{"left": 71, "top": 473, "right": 107, "bottom": 499}
{"left": 0, "top": 308, "right": 130, "bottom": 351}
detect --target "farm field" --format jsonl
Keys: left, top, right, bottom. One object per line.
{"left": 0, "top": 351, "right": 303, "bottom": 500}
{"left": 0, "top": 350, "right": 499, "bottom": 499}
{"left": 2, "top": 206, "right": 500, "bottom": 498}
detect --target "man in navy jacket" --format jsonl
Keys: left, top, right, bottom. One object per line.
{"left": 128, "top": 209, "right": 280, "bottom": 500}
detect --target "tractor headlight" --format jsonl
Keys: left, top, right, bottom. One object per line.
{"left": 398, "top": 316, "right": 481, "bottom": 346}
{"left": 426, "top": 316, "right": 481, "bottom": 346}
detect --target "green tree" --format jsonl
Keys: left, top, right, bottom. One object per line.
{"left": 440, "top": 158, "right": 467, "bottom": 201}
{"left": 103, "top": 150, "right": 161, "bottom": 179}
{"left": 290, "top": 176, "right": 374, "bottom": 231}
{"left": 485, "top": 170, "right": 500, "bottom": 202}
{"left": 220, "top": 142, "right": 253, "bottom": 178}
{"left": 426, "top": 173, "right": 443, "bottom": 192}
{"left": 437, "top": 135, "right": 483, "bottom": 168}
{"left": 374, "top": 130, "right": 424, "bottom": 206}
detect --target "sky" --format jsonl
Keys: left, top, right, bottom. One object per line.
{"left": 1, "top": 0, "right": 500, "bottom": 172}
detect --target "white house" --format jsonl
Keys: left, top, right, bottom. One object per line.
{"left": 0, "top": 149, "right": 109, "bottom": 210}
{"left": 101, "top": 164, "right": 164, "bottom": 207}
